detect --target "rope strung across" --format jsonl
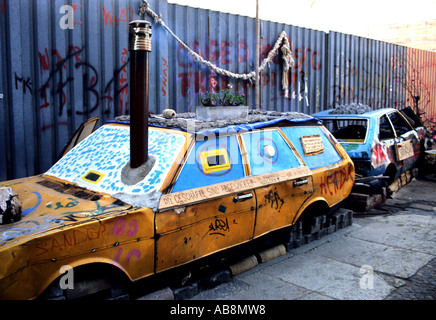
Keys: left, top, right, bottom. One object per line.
{"left": 138, "top": 0, "right": 295, "bottom": 90}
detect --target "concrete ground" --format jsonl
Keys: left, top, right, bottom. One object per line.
{"left": 189, "top": 178, "right": 436, "bottom": 300}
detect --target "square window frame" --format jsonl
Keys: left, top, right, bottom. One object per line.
{"left": 199, "top": 148, "right": 231, "bottom": 174}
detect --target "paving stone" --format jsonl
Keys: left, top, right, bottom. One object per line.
{"left": 409, "top": 203, "right": 436, "bottom": 212}
{"left": 385, "top": 257, "right": 436, "bottom": 300}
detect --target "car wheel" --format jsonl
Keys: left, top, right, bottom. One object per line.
{"left": 39, "top": 264, "right": 129, "bottom": 300}
{"left": 385, "top": 164, "right": 397, "bottom": 185}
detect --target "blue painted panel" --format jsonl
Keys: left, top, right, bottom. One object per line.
{"left": 242, "top": 129, "right": 301, "bottom": 176}
{"left": 281, "top": 126, "right": 341, "bottom": 170}
{"left": 171, "top": 135, "right": 244, "bottom": 193}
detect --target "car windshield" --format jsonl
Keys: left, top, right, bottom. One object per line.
{"left": 45, "top": 124, "right": 187, "bottom": 197}
{"left": 321, "top": 119, "right": 368, "bottom": 143}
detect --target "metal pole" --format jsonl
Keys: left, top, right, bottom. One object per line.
{"left": 255, "top": 0, "right": 260, "bottom": 110}
{"left": 128, "top": 20, "right": 152, "bottom": 169}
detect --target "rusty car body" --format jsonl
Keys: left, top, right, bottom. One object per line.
{"left": 313, "top": 108, "right": 424, "bottom": 186}
{"left": 0, "top": 111, "right": 354, "bottom": 299}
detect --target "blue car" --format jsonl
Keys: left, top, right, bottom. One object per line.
{"left": 313, "top": 107, "right": 425, "bottom": 187}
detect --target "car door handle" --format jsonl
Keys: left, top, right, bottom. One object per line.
{"left": 293, "top": 179, "right": 308, "bottom": 187}
{"left": 233, "top": 193, "right": 253, "bottom": 202}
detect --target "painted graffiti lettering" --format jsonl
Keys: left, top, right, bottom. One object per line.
{"left": 177, "top": 40, "right": 232, "bottom": 68}
{"left": 103, "top": 7, "right": 134, "bottom": 29}
{"left": 112, "top": 217, "right": 138, "bottom": 237}
{"left": 0, "top": 218, "right": 63, "bottom": 244}
{"left": 320, "top": 164, "right": 354, "bottom": 196}
{"left": 14, "top": 73, "right": 32, "bottom": 94}
{"left": 293, "top": 46, "right": 322, "bottom": 71}
{"left": 46, "top": 197, "right": 79, "bottom": 210}
{"left": 207, "top": 218, "right": 230, "bottom": 237}
{"left": 176, "top": 38, "right": 321, "bottom": 98}
{"left": 37, "top": 47, "right": 83, "bottom": 113}
{"left": 20, "top": 45, "right": 131, "bottom": 122}
{"left": 161, "top": 57, "right": 168, "bottom": 96}
{"left": 371, "top": 142, "right": 388, "bottom": 168}
{"left": 38, "top": 46, "right": 83, "bottom": 72}
{"left": 178, "top": 71, "right": 217, "bottom": 97}
{"left": 264, "top": 188, "right": 284, "bottom": 211}
{"left": 60, "top": 200, "right": 122, "bottom": 223}
{"left": 331, "top": 55, "right": 407, "bottom": 108}
{"left": 35, "top": 224, "right": 107, "bottom": 256}
{"left": 112, "top": 217, "right": 141, "bottom": 265}
{"left": 114, "top": 247, "right": 141, "bottom": 265}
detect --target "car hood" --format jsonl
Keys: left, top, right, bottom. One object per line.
{"left": 0, "top": 175, "right": 134, "bottom": 250}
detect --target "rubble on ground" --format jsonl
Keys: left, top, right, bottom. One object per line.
{"left": 329, "top": 103, "right": 372, "bottom": 115}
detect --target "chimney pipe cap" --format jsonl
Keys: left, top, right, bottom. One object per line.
{"left": 129, "top": 20, "right": 152, "bottom": 51}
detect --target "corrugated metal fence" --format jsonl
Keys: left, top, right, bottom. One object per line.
{"left": 1, "top": 0, "right": 436, "bottom": 180}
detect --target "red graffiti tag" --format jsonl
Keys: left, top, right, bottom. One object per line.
{"left": 320, "top": 164, "right": 354, "bottom": 196}
{"left": 162, "top": 57, "right": 168, "bottom": 96}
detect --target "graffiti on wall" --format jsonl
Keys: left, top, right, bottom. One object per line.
{"left": 175, "top": 36, "right": 323, "bottom": 110}
{"left": 13, "top": 45, "right": 130, "bottom": 131}
{"left": 331, "top": 55, "right": 407, "bottom": 109}
{"left": 10, "top": 4, "right": 135, "bottom": 135}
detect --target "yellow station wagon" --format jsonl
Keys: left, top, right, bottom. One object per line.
{"left": 0, "top": 110, "right": 354, "bottom": 299}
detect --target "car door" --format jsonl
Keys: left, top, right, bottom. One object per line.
{"left": 156, "top": 134, "right": 256, "bottom": 272}
{"left": 387, "top": 110, "right": 421, "bottom": 169}
{"left": 240, "top": 128, "right": 313, "bottom": 238}
{"left": 377, "top": 114, "right": 397, "bottom": 171}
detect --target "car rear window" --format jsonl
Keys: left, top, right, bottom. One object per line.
{"left": 171, "top": 135, "right": 245, "bottom": 193}
{"left": 241, "top": 129, "right": 302, "bottom": 176}
{"left": 321, "top": 119, "right": 368, "bottom": 143}
{"left": 281, "top": 126, "right": 342, "bottom": 170}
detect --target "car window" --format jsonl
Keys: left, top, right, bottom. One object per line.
{"left": 322, "top": 119, "right": 368, "bottom": 143}
{"left": 379, "top": 115, "right": 396, "bottom": 140}
{"left": 171, "top": 135, "right": 245, "bottom": 193}
{"left": 388, "top": 111, "right": 414, "bottom": 136}
{"left": 281, "top": 126, "right": 342, "bottom": 170}
{"left": 241, "top": 129, "right": 302, "bottom": 176}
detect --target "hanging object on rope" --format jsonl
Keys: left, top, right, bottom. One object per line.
{"left": 138, "top": 0, "right": 294, "bottom": 90}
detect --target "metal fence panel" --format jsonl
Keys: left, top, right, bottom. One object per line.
{"left": 1, "top": 0, "right": 436, "bottom": 181}
{"left": 326, "top": 31, "right": 408, "bottom": 110}
{"left": 405, "top": 47, "right": 436, "bottom": 126}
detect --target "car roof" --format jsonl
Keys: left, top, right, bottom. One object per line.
{"left": 112, "top": 110, "right": 320, "bottom": 137}
{"left": 313, "top": 108, "right": 398, "bottom": 119}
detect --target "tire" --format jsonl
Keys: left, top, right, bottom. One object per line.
{"left": 39, "top": 264, "right": 129, "bottom": 300}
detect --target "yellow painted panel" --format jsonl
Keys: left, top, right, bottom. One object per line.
{"left": 155, "top": 193, "right": 255, "bottom": 272}
{"left": 253, "top": 177, "right": 313, "bottom": 238}
{"left": 0, "top": 175, "right": 155, "bottom": 299}
{"left": 159, "top": 166, "right": 311, "bottom": 210}
{"left": 312, "top": 161, "right": 355, "bottom": 207}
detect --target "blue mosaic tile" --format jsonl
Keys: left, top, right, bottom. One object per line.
{"left": 46, "top": 125, "right": 186, "bottom": 197}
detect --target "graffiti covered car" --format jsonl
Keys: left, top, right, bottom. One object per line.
{"left": 0, "top": 111, "right": 354, "bottom": 299}
{"left": 313, "top": 107, "right": 424, "bottom": 186}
